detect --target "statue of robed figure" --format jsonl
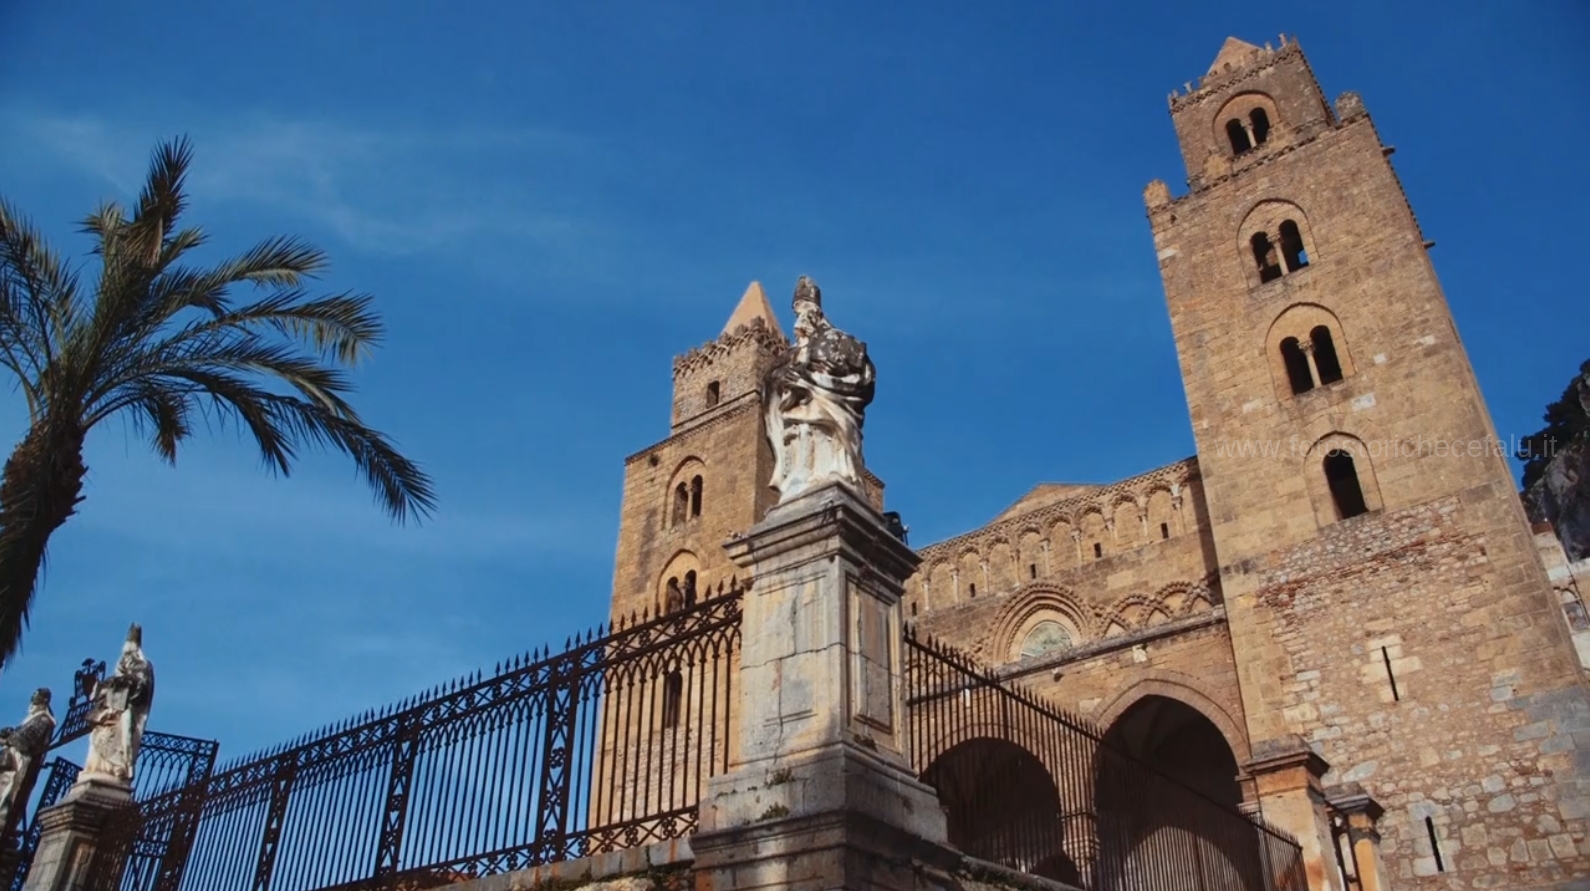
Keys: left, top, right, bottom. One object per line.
{"left": 81, "top": 624, "right": 154, "bottom": 786}
{"left": 0, "top": 688, "right": 55, "bottom": 840}
{"left": 762, "top": 276, "right": 876, "bottom": 504}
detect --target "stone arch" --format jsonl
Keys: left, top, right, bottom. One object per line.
{"left": 656, "top": 549, "right": 702, "bottom": 614}
{"left": 1111, "top": 496, "right": 1143, "bottom": 549}
{"left": 1237, "top": 199, "right": 1318, "bottom": 287}
{"left": 1144, "top": 487, "right": 1176, "bottom": 540}
{"left": 990, "top": 585, "right": 1094, "bottom": 662}
{"left": 1213, "top": 91, "right": 1281, "bottom": 156}
{"left": 1302, "top": 431, "right": 1384, "bottom": 526}
{"left": 665, "top": 457, "right": 707, "bottom": 527}
{"left": 1017, "top": 528, "right": 1046, "bottom": 581}
{"left": 1264, "top": 303, "right": 1355, "bottom": 399}
{"left": 1100, "top": 593, "right": 1174, "bottom": 634}
{"left": 986, "top": 538, "right": 1017, "bottom": 593}
{"left": 1152, "top": 581, "right": 1215, "bottom": 617}
{"left": 927, "top": 560, "right": 955, "bottom": 611}
{"left": 920, "top": 738, "right": 1073, "bottom": 881}
{"left": 1093, "top": 674, "right": 1251, "bottom": 765}
{"left": 957, "top": 548, "right": 984, "bottom": 600}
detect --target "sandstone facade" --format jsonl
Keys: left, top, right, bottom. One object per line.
{"left": 605, "top": 35, "right": 1590, "bottom": 891}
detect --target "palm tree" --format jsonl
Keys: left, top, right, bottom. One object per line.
{"left": 0, "top": 137, "right": 436, "bottom": 668}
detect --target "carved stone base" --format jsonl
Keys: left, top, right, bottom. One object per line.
{"left": 21, "top": 776, "right": 135, "bottom": 891}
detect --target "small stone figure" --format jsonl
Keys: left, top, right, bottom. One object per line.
{"left": 0, "top": 689, "right": 56, "bottom": 835}
{"left": 762, "top": 277, "right": 876, "bottom": 504}
{"left": 81, "top": 625, "right": 155, "bottom": 786}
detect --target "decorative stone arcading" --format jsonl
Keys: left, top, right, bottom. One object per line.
{"left": 918, "top": 457, "right": 1201, "bottom": 561}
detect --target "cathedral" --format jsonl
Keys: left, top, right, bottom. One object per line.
{"left": 604, "top": 36, "right": 1590, "bottom": 889}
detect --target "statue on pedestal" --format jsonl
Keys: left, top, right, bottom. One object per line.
{"left": 763, "top": 277, "right": 876, "bottom": 504}
{"left": 81, "top": 625, "right": 154, "bottom": 786}
{"left": 0, "top": 689, "right": 55, "bottom": 836}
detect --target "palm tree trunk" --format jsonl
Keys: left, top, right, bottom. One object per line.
{"left": 0, "top": 422, "right": 87, "bottom": 669}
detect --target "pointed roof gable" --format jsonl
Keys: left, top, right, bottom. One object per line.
{"left": 721, "top": 281, "right": 784, "bottom": 339}
{"left": 1207, "top": 36, "right": 1262, "bottom": 76}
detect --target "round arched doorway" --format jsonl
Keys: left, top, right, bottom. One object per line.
{"left": 1094, "top": 696, "right": 1261, "bottom": 891}
{"left": 921, "top": 738, "right": 1078, "bottom": 883}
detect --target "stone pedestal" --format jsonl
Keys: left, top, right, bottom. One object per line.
{"left": 693, "top": 483, "right": 954, "bottom": 891}
{"left": 22, "top": 775, "right": 136, "bottom": 891}
{"left": 1245, "top": 738, "right": 1341, "bottom": 891}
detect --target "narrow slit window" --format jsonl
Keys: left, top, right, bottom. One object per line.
{"left": 1424, "top": 817, "right": 1445, "bottom": 872}
{"left": 1226, "top": 118, "right": 1252, "bottom": 155}
{"left": 910, "top": 601, "right": 919, "bottom": 617}
{"left": 1160, "top": 522, "right": 1170, "bottom": 540}
{"left": 1279, "top": 220, "right": 1309, "bottom": 270}
{"left": 1249, "top": 108, "right": 1271, "bottom": 146}
{"left": 1093, "top": 542, "right": 1103, "bottom": 559}
{"left": 1029, "top": 563, "right": 1038, "bottom": 579}
{"left": 1325, "top": 449, "right": 1369, "bottom": 520}
{"left": 968, "top": 583, "right": 977, "bottom": 598}
{"left": 1381, "top": 646, "right": 1401, "bottom": 701}
{"left": 1251, "top": 232, "right": 1282, "bottom": 283}
{"left": 1281, "top": 337, "right": 1314, "bottom": 395}
{"left": 1311, "top": 326, "right": 1344, "bottom": 385}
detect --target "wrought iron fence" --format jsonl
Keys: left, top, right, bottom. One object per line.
{"left": 91, "top": 588, "right": 743, "bottom": 891}
{"left": 903, "top": 626, "right": 1308, "bottom": 891}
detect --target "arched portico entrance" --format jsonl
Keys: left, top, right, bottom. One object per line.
{"left": 1094, "top": 695, "right": 1263, "bottom": 891}
{"left": 921, "top": 738, "right": 1079, "bottom": 884}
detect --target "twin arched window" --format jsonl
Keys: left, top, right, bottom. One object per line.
{"left": 1251, "top": 220, "right": 1309, "bottom": 283}
{"left": 670, "top": 475, "right": 704, "bottom": 526}
{"left": 1280, "top": 326, "right": 1345, "bottom": 395}
{"left": 1226, "top": 108, "right": 1272, "bottom": 155}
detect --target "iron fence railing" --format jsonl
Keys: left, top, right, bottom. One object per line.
{"left": 88, "top": 588, "right": 743, "bottom": 891}
{"left": 903, "top": 626, "right": 1308, "bottom": 891}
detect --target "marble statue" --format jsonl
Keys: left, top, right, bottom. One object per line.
{"left": 0, "top": 688, "right": 55, "bottom": 833}
{"left": 763, "top": 276, "right": 876, "bottom": 504}
{"left": 81, "top": 625, "right": 155, "bottom": 785}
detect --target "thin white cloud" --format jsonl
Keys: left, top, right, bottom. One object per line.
{"left": 3, "top": 107, "right": 606, "bottom": 257}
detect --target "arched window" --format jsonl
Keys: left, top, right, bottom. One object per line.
{"left": 683, "top": 570, "right": 697, "bottom": 608}
{"left": 671, "top": 483, "right": 689, "bottom": 526}
{"left": 1020, "top": 621, "right": 1073, "bottom": 659}
{"left": 662, "top": 670, "right": 683, "bottom": 728}
{"left": 1251, "top": 232, "right": 1282, "bottom": 283}
{"left": 1311, "top": 326, "right": 1344, "bottom": 385}
{"left": 1279, "top": 220, "right": 1309, "bottom": 271}
{"left": 705, "top": 381, "right": 720, "bottom": 408}
{"left": 689, "top": 475, "right": 703, "bottom": 518}
{"left": 1226, "top": 119, "right": 1252, "bottom": 155}
{"left": 1280, "top": 337, "right": 1314, "bottom": 394}
{"left": 1324, "top": 450, "right": 1369, "bottom": 520}
{"left": 1249, "top": 108, "right": 1271, "bottom": 146}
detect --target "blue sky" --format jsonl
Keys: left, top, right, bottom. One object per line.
{"left": 0, "top": 2, "right": 1585, "bottom": 759}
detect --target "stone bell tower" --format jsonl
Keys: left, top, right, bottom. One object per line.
{"left": 607, "top": 283, "right": 789, "bottom": 621}
{"left": 1148, "top": 35, "right": 1590, "bottom": 887}
{"left": 607, "top": 281, "right": 887, "bottom": 621}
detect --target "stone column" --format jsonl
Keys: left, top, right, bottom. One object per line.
{"left": 21, "top": 775, "right": 136, "bottom": 891}
{"left": 692, "top": 481, "right": 953, "bottom": 891}
{"left": 1245, "top": 737, "right": 1342, "bottom": 891}
{"left": 1326, "top": 785, "right": 1390, "bottom": 891}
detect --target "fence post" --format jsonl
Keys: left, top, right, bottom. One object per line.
{"left": 373, "top": 722, "right": 422, "bottom": 875}
{"left": 1245, "top": 736, "right": 1343, "bottom": 891}
{"left": 250, "top": 756, "right": 298, "bottom": 891}
{"left": 692, "top": 481, "right": 956, "bottom": 890}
